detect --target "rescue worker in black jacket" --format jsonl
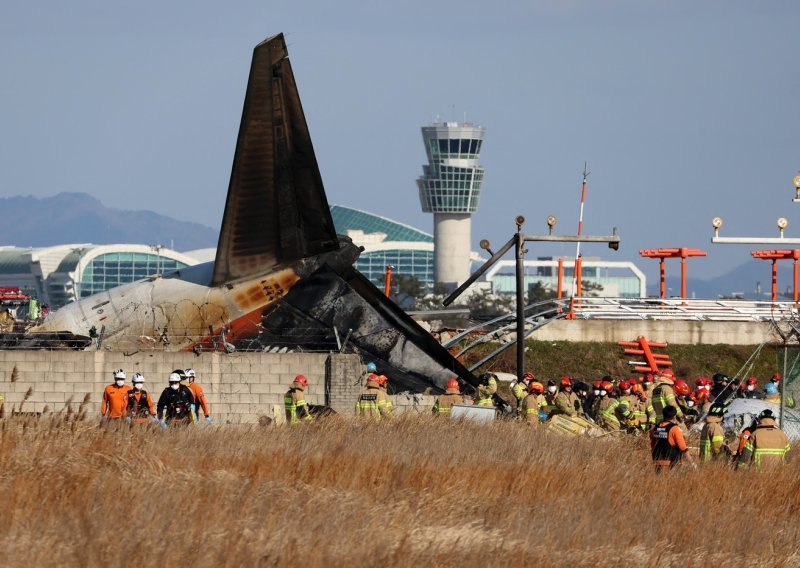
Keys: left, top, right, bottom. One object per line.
{"left": 157, "top": 371, "right": 196, "bottom": 428}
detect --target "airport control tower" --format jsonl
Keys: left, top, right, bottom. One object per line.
{"left": 417, "top": 122, "right": 485, "bottom": 289}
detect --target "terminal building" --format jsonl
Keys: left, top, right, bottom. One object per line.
{"left": 0, "top": 245, "right": 197, "bottom": 309}
{"left": 486, "top": 257, "right": 646, "bottom": 298}
{"left": 330, "top": 205, "right": 483, "bottom": 290}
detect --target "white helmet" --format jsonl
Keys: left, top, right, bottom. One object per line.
{"left": 185, "top": 368, "right": 196, "bottom": 378}
{"left": 132, "top": 373, "right": 144, "bottom": 383}
{"left": 168, "top": 372, "right": 182, "bottom": 383}
{"left": 113, "top": 369, "right": 126, "bottom": 379}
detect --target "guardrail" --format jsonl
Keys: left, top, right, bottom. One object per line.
{"left": 565, "top": 297, "right": 800, "bottom": 322}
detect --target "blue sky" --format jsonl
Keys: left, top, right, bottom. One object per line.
{"left": 1, "top": 0, "right": 798, "bottom": 279}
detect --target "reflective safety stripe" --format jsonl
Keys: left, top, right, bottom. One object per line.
{"left": 284, "top": 392, "right": 311, "bottom": 425}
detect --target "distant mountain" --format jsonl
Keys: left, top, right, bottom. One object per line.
{"left": 0, "top": 193, "right": 218, "bottom": 251}
{"left": 647, "top": 259, "right": 796, "bottom": 300}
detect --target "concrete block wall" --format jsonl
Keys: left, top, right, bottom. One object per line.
{"left": 326, "top": 354, "right": 364, "bottom": 416}
{"left": 0, "top": 350, "right": 329, "bottom": 424}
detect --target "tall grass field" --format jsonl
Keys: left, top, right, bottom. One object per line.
{"left": 0, "top": 415, "right": 797, "bottom": 566}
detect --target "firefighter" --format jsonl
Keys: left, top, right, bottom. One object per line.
{"left": 157, "top": 372, "right": 196, "bottom": 427}
{"left": 521, "top": 381, "right": 546, "bottom": 425}
{"left": 673, "top": 379, "right": 697, "bottom": 425}
{"left": 629, "top": 382, "right": 649, "bottom": 431}
{"left": 738, "top": 409, "right": 790, "bottom": 469}
{"left": 699, "top": 404, "right": 727, "bottom": 462}
{"left": 124, "top": 373, "right": 157, "bottom": 425}
{"left": 100, "top": 369, "right": 131, "bottom": 423}
{"left": 376, "top": 374, "right": 394, "bottom": 413}
{"left": 650, "top": 405, "right": 693, "bottom": 472}
{"left": 641, "top": 374, "right": 657, "bottom": 429}
{"left": 474, "top": 373, "right": 497, "bottom": 407}
{"left": 511, "top": 372, "right": 534, "bottom": 413}
{"left": 620, "top": 381, "right": 646, "bottom": 431}
{"left": 764, "top": 380, "right": 781, "bottom": 403}
{"left": 692, "top": 388, "right": 711, "bottom": 415}
{"left": 543, "top": 380, "right": 559, "bottom": 415}
{"left": 651, "top": 370, "right": 683, "bottom": 423}
{"left": 710, "top": 372, "right": 733, "bottom": 402}
{"left": 731, "top": 416, "right": 760, "bottom": 462}
{"left": 589, "top": 380, "right": 603, "bottom": 422}
{"left": 284, "top": 375, "right": 313, "bottom": 425}
{"left": 553, "top": 376, "right": 581, "bottom": 417}
{"left": 433, "top": 379, "right": 465, "bottom": 415}
{"left": 597, "top": 380, "right": 626, "bottom": 431}
{"left": 573, "top": 381, "right": 591, "bottom": 418}
{"left": 356, "top": 373, "right": 392, "bottom": 420}
{"left": 184, "top": 368, "right": 212, "bottom": 424}
{"left": 738, "top": 377, "right": 764, "bottom": 400}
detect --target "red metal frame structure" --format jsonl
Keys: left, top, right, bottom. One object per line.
{"left": 619, "top": 336, "right": 672, "bottom": 374}
{"left": 639, "top": 248, "right": 707, "bottom": 299}
{"left": 750, "top": 250, "right": 800, "bottom": 302}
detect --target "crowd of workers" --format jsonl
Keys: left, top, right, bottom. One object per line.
{"left": 99, "top": 360, "right": 791, "bottom": 471}
{"left": 340, "top": 365, "right": 790, "bottom": 471}
{"left": 99, "top": 368, "right": 211, "bottom": 428}
{"left": 479, "top": 369, "right": 790, "bottom": 470}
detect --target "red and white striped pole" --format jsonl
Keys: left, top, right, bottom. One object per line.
{"left": 568, "top": 164, "right": 589, "bottom": 319}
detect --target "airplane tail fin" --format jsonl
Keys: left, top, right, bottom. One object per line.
{"left": 212, "top": 34, "right": 338, "bottom": 286}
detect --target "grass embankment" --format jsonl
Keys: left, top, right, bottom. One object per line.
{"left": 0, "top": 416, "right": 798, "bottom": 566}
{"left": 466, "top": 340, "right": 781, "bottom": 380}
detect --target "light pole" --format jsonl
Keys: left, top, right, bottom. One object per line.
{"left": 443, "top": 215, "right": 621, "bottom": 381}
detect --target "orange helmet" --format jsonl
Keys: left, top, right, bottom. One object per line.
{"left": 673, "top": 379, "right": 690, "bottom": 396}
{"left": 631, "top": 383, "right": 644, "bottom": 395}
{"left": 601, "top": 381, "right": 614, "bottom": 392}
{"left": 560, "top": 376, "right": 572, "bottom": 387}
{"left": 593, "top": 380, "right": 603, "bottom": 389}
{"left": 619, "top": 380, "right": 630, "bottom": 391}
{"left": 529, "top": 381, "right": 544, "bottom": 394}
{"left": 294, "top": 375, "right": 308, "bottom": 388}
{"left": 446, "top": 379, "right": 459, "bottom": 391}
{"left": 523, "top": 372, "right": 535, "bottom": 380}
{"left": 377, "top": 375, "right": 389, "bottom": 387}
{"left": 693, "top": 388, "right": 709, "bottom": 402}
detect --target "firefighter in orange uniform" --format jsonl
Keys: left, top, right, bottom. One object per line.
{"left": 101, "top": 369, "right": 132, "bottom": 423}
{"left": 124, "top": 373, "right": 157, "bottom": 425}
{"left": 650, "top": 405, "right": 694, "bottom": 472}
{"left": 184, "top": 368, "right": 212, "bottom": 424}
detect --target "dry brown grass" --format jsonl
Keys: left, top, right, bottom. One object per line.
{"left": 0, "top": 415, "right": 798, "bottom": 567}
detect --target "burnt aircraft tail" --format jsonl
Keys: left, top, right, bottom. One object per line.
{"left": 212, "top": 34, "right": 339, "bottom": 286}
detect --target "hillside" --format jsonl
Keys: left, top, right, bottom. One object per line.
{"left": 0, "top": 193, "right": 218, "bottom": 251}
{"left": 467, "top": 339, "right": 782, "bottom": 382}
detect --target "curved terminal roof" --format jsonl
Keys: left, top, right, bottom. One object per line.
{"left": 331, "top": 205, "right": 433, "bottom": 243}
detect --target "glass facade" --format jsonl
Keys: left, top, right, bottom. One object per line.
{"left": 417, "top": 123, "right": 486, "bottom": 214}
{"left": 79, "top": 252, "right": 189, "bottom": 298}
{"left": 355, "top": 249, "right": 434, "bottom": 289}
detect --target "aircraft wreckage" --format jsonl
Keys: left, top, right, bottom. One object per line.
{"left": 9, "top": 34, "right": 477, "bottom": 393}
